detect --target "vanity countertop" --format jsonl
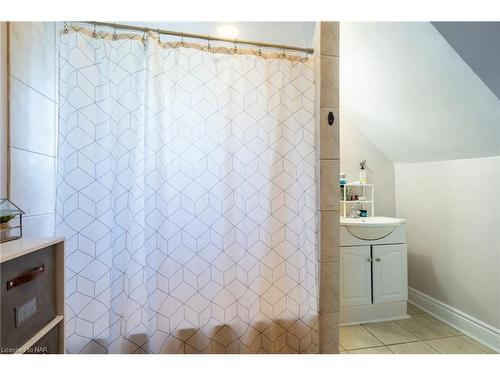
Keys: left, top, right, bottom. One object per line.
{"left": 340, "top": 216, "right": 406, "bottom": 227}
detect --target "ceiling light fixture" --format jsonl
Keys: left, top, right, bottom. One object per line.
{"left": 217, "top": 24, "right": 239, "bottom": 40}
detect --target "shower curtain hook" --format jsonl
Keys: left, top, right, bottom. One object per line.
{"left": 64, "top": 23, "right": 69, "bottom": 34}
{"left": 207, "top": 37, "right": 211, "bottom": 52}
{"left": 233, "top": 39, "right": 238, "bottom": 53}
{"left": 304, "top": 50, "right": 309, "bottom": 61}
{"left": 180, "top": 33, "right": 184, "bottom": 47}
{"left": 258, "top": 44, "right": 262, "bottom": 56}
{"left": 282, "top": 46, "right": 286, "bottom": 59}
{"left": 113, "top": 26, "right": 118, "bottom": 40}
{"left": 92, "top": 24, "right": 97, "bottom": 38}
{"left": 157, "top": 28, "right": 161, "bottom": 44}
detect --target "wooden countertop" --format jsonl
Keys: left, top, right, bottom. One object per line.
{"left": 0, "top": 237, "right": 65, "bottom": 263}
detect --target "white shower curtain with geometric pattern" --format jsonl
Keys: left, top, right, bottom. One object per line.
{"left": 56, "top": 26, "right": 317, "bottom": 354}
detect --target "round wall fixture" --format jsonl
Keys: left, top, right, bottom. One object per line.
{"left": 328, "top": 111, "right": 335, "bottom": 126}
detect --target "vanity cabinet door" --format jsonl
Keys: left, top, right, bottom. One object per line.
{"left": 372, "top": 244, "right": 407, "bottom": 304}
{"left": 340, "top": 246, "right": 372, "bottom": 307}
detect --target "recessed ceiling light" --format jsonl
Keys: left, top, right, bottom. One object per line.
{"left": 217, "top": 24, "right": 239, "bottom": 40}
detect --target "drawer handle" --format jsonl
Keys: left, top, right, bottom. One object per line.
{"left": 6, "top": 265, "right": 45, "bottom": 290}
{"left": 375, "top": 258, "right": 381, "bottom": 262}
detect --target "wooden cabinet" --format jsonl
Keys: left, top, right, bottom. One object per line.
{"left": 0, "top": 237, "right": 65, "bottom": 354}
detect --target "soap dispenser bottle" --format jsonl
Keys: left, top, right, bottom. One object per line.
{"left": 359, "top": 160, "right": 367, "bottom": 184}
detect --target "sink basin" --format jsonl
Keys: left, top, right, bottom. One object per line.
{"left": 340, "top": 216, "right": 405, "bottom": 240}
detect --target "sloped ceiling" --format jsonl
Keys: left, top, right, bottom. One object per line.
{"left": 432, "top": 22, "right": 500, "bottom": 100}
{"left": 340, "top": 22, "right": 500, "bottom": 163}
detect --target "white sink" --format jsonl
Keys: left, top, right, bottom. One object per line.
{"left": 340, "top": 216, "right": 405, "bottom": 240}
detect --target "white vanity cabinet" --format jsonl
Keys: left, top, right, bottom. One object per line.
{"left": 339, "top": 219, "right": 408, "bottom": 324}
{"left": 340, "top": 246, "right": 371, "bottom": 306}
{"left": 372, "top": 244, "right": 408, "bottom": 304}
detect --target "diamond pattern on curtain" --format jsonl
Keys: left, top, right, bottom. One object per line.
{"left": 56, "top": 29, "right": 317, "bottom": 354}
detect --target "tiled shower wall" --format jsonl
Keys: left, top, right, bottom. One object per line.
{"left": 315, "top": 22, "right": 340, "bottom": 354}
{"left": 8, "top": 22, "right": 58, "bottom": 237}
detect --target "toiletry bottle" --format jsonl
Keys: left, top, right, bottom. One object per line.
{"left": 339, "top": 173, "right": 347, "bottom": 201}
{"left": 359, "top": 160, "right": 367, "bottom": 184}
{"left": 339, "top": 173, "right": 347, "bottom": 185}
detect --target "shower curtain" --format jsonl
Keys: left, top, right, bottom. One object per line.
{"left": 56, "top": 26, "right": 317, "bottom": 354}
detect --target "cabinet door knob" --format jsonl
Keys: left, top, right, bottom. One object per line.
{"left": 367, "top": 258, "right": 373, "bottom": 262}
{"left": 375, "top": 258, "right": 381, "bottom": 262}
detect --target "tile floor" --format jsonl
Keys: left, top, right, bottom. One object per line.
{"left": 339, "top": 303, "right": 497, "bottom": 354}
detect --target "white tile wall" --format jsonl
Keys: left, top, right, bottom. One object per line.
{"left": 0, "top": 23, "right": 8, "bottom": 198}
{"left": 9, "top": 22, "right": 56, "bottom": 99}
{"left": 10, "top": 148, "right": 56, "bottom": 216}
{"left": 22, "top": 213, "right": 56, "bottom": 238}
{"left": 10, "top": 77, "right": 56, "bottom": 156}
{"left": 9, "top": 22, "right": 58, "bottom": 237}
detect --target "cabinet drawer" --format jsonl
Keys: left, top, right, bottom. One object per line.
{"left": 25, "top": 325, "right": 60, "bottom": 354}
{"left": 0, "top": 246, "right": 57, "bottom": 353}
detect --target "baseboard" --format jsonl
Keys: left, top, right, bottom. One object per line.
{"left": 340, "top": 301, "right": 409, "bottom": 326}
{"left": 408, "top": 287, "right": 500, "bottom": 353}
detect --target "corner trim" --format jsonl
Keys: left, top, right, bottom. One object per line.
{"left": 408, "top": 287, "right": 500, "bottom": 353}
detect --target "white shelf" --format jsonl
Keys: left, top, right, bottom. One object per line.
{"left": 341, "top": 183, "right": 375, "bottom": 217}
{"left": 341, "top": 200, "right": 373, "bottom": 203}
{"left": 341, "top": 183, "right": 374, "bottom": 187}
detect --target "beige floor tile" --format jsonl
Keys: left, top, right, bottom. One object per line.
{"left": 388, "top": 341, "right": 439, "bottom": 354}
{"left": 461, "top": 336, "right": 497, "bottom": 354}
{"left": 363, "top": 321, "right": 418, "bottom": 345}
{"left": 407, "top": 302, "right": 425, "bottom": 315}
{"left": 425, "top": 336, "right": 486, "bottom": 354}
{"left": 395, "top": 315, "right": 457, "bottom": 340}
{"left": 340, "top": 325, "right": 383, "bottom": 350}
{"left": 423, "top": 315, "right": 462, "bottom": 336}
{"left": 348, "top": 346, "right": 393, "bottom": 354}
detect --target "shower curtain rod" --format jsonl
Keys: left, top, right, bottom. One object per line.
{"left": 81, "top": 21, "right": 315, "bottom": 54}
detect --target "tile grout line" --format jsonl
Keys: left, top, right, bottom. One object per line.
{"left": 360, "top": 324, "right": 386, "bottom": 345}
{"left": 424, "top": 335, "right": 492, "bottom": 354}
{"left": 341, "top": 305, "right": 494, "bottom": 354}
{"left": 11, "top": 145, "right": 57, "bottom": 159}
{"left": 362, "top": 321, "right": 419, "bottom": 346}
{"left": 393, "top": 315, "right": 463, "bottom": 339}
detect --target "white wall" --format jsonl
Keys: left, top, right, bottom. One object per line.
{"left": 395, "top": 157, "right": 500, "bottom": 329}
{"left": 8, "top": 22, "right": 58, "bottom": 237}
{"left": 129, "top": 22, "right": 314, "bottom": 49}
{"left": 0, "top": 23, "right": 7, "bottom": 198}
{"left": 340, "top": 116, "right": 396, "bottom": 217}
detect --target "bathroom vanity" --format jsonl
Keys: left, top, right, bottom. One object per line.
{"left": 339, "top": 217, "right": 408, "bottom": 325}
